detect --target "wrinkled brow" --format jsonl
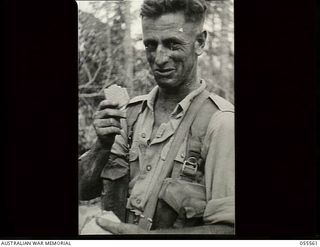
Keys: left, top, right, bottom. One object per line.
{"left": 144, "top": 36, "right": 184, "bottom": 43}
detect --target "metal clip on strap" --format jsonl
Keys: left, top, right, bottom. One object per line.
{"left": 182, "top": 157, "right": 198, "bottom": 177}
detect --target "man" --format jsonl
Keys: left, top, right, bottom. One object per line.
{"left": 79, "top": 0, "right": 234, "bottom": 234}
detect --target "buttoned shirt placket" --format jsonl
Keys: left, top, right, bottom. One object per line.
{"left": 126, "top": 81, "right": 206, "bottom": 214}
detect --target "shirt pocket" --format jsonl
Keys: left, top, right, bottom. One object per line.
{"left": 159, "top": 178, "right": 206, "bottom": 219}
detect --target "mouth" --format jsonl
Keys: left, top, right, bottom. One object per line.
{"left": 154, "top": 68, "right": 175, "bottom": 77}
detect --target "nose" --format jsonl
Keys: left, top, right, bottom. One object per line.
{"left": 154, "top": 45, "right": 169, "bottom": 67}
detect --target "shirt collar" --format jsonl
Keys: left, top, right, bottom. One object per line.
{"left": 142, "top": 80, "right": 207, "bottom": 117}
{"left": 146, "top": 86, "right": 158, "bottom": 111}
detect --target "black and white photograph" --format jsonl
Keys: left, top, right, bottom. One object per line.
{"left": 1, "top": 0, "right": 318, "bottom": 242}
{"left": 78, "top": 0, "right": 235, "bottom": 235}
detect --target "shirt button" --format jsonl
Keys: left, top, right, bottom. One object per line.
{"left": 136, "top": 199, "right": 141, "bottom": 204}
{"left": 146, "top": 165, "right": 152, "bottom": 171}
{"left": 141, "top": 133, "right": 146, "bottom": 138}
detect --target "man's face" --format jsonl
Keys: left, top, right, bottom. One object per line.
{"left": 142, "top": 12, "right": 203, "bottom": 89}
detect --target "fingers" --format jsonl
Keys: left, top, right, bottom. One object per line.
{"left": 95, "top": 126, "right": 121, "bottom": 136}
{"left": 94, "top": 108, "right": 126, "bottom": 119}
{"left": 98, "top": 100, "right": 119, "bottom": 110}
{"left": 93, "top": 118, "right": 122, "bottom": 136}
{"left": 93, "top": 118, "right": 121, "bottom": 129}
{"left": 96, "top": 218, "right": 123, "bottom": 234}
{"left": 92, "top": 99, "right": 126, "bottom": 145}
{"left": 96, "top": 217, "right": 147, "bottom": 234}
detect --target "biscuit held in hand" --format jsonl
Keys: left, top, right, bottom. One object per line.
{"left": 93, "top": 99, "right": 127, "bottom": 147}
{"left": 104, "top": 85, "right": 130, "bottom": 109}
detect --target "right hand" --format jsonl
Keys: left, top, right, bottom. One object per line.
{"left": 93, "top": 100, "right": 126, "bottom": 148}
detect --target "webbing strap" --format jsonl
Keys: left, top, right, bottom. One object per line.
{"left": 138, "top": 90, "right": 210, "bottom": 230}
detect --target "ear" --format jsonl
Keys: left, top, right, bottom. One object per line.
{"left": 194, "top": 30, "right": 207, "bottom": 56}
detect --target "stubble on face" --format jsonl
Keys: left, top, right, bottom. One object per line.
{"left": 142, "top": 12, "right": 202, "bottom": 93}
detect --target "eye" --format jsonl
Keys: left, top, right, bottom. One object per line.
{"left": 144, "top": 42, "right": 157, "bottom": 52}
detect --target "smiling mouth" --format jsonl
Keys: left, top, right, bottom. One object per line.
{"left": 154, "top": 68, "right": 175, "bottom": 77}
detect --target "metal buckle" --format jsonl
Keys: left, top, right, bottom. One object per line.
{"left": 136, "top": 214, "right": 152, "bottom": 222}
{"left": 129, "top": 210, "right": 152, "bottom": 226}
{"left": 181, "top": 156, "right": 198, "bottom": 176}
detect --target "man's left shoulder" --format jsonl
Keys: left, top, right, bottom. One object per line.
{"left": 205, "top": 93, "right": 234, "bottom": 132}
{"left": 208, "top": 93, "right": 234, "bottom": 113}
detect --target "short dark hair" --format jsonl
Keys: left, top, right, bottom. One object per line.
{"left": 140, "top": 0, "right": 207, "bottom": 24}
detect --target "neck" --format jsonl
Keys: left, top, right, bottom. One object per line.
{"left": 157, "top": 72, "right": 200, "bottom": 104}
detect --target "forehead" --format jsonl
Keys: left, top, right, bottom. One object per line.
{"left": 141, "top": 12, "right": 197, "bottom": 39}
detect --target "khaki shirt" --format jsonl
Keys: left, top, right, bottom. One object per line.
{"left": 101, "top": 81, "right": 235, "bottom": 225}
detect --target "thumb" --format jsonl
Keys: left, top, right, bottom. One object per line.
{"left": 96, "top": 217, "right": 121, "bottom": 234}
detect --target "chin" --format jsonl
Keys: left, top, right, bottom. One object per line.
{"left": 155, "top": 77, "right": 180, "bottom": 89}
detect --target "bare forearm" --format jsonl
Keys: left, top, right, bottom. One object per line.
{"left": 79, "top": 140, "right": 112, "bottom": 200}
{"left": 150, "top": 224, "right": 234, "bottom": 235}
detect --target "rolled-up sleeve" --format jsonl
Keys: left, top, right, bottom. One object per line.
{"left": 100, "top": 118, "right": 130, "bottom": 180}
{"left": 202, "top": 111, "right": 235, "bottom": 225}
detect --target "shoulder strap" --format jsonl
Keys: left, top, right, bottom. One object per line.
{"left": 138, "top": 90, "right": 210, "bottom": 230}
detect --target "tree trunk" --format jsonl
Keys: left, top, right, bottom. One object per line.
{"left": 123, "top": 1, "right": 133, "bottom": 95}
{"left": 219, "top": 1, "right": 232, "bottom": 102}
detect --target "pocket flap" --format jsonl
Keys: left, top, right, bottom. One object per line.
{"left": 159, "top": 178, "right": 206, "bottom": 218}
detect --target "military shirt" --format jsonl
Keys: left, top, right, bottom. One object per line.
{"left": 101, "top": 80, "right": 235, "bottom": 225}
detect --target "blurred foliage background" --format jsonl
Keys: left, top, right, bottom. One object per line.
{"left": 78, "top": 0, "right": 234, "bottom": 155}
